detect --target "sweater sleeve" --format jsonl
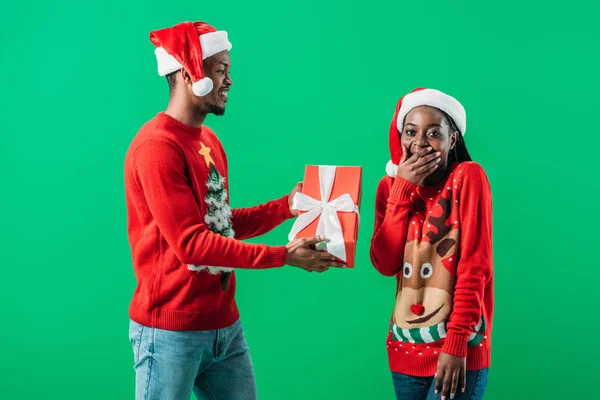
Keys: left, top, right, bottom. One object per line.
{"left": 370, "top": 176, "right": 418, "bottom": 276}
{"left": 132, "top": 140, "right": 287, "bottom": 269}
{"left": 231, "top": 196, "right": 294, "bottom": 240}
{"left": 442, "top": 164, "right": 493, "bottom": 357}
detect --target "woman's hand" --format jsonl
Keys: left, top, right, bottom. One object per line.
{"left": 396, "top": 145, "right": 441, "bottom": 186}
{"left": 434, "top": 352, "right": 466, "bottom": 400}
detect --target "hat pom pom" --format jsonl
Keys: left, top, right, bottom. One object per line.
{"left": 192, "top": 78, "right": 213, "bottom": 96}
{"left": 386, "top": 160, "right": 398, "bottom": 177}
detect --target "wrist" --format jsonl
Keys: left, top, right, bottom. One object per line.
{"left": 389, "top": 177, "right": 418, "bottom": 202}
{"left": 283, "top": 195, "right": 296, "bottom": 219}
{"left": 442, "top": 331, "right": 469, "bottom": 358}
{"left": 267, "top": 246, "right": 288, "bottom": 267}
{"left": 279, "top": 194, "right": 296, "bottom": 219}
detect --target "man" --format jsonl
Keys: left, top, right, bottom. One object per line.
{"left": 124, "top": 21, "right": 343, "bottom": 400}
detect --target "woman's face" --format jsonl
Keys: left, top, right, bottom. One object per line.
{"left": 400, "top": 106, "right": 458, "bottom": 182}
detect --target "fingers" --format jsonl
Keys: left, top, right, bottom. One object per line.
{"left": 416, "top": 158, "right": 440, "bottom": 175}
{"left": 403, "top": 146, "right": 433, "bottom": 165}
{"left": 307, "top": 254, "right": 345, "bottom": 271}
{"left": 434, "top": 369, "right": 444, "bottom": 396}
{"left": 413, "top": 146, "right": 433, "bottom": 158}
{"left": 294, "top": 248, "right": 345, "bottom": 272}
{"left": 317, "top": 252, "right": 346, "bottom": 268}
{"left": 302, "top": 235, "right": 326, "bottom": 246}
{"left": 460, "top": 366, "right": 466, "bottom": 394}
{"left": 413, "top": 159, "right": 440, "bottom": 187}
{"left": 317, "top": 261, "right": 345, "bottom": 268}
{"left": 319, "top": 261, "right": 345, "bottom": 268}
{"left": 305, "top": 264, "right": 335, "bottom": 273}
{"left": 400, "top": 145, "right": 409, "bottom": 164}
{"left": 316, "top": 251, "right": 336, "bottom": 260}
{"left": 441, "top": 370, "right": 452, "bottom": 400}
{"left": 413, "top": 151, "right": 441, "bottom": 167}
{"left": 449, "top": 369, "right": 459, "bottom": 399}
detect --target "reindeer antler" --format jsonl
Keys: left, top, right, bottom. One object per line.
{"left": 426, "top": 191, "right": 456, "bottom": 257}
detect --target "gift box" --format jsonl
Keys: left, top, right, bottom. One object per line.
{"left": 288, "top": 165, "right": 362, "bottom": 268}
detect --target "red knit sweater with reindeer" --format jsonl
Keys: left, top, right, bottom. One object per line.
{"left": 125, "top": 112, "right": 292, "bottom": 331}
{"left": 370, "top": 161, "right": 494, "bottom": 377}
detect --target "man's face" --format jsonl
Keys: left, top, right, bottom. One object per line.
{"left": 195, "top": 50, "right": 232, "bottom": 116}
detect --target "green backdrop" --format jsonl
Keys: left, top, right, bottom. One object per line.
{"left": 1, "top": 0, "right": 599, "bottom": 399}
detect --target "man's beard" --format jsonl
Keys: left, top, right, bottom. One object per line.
{"left": 200, "top": 100, "right": 225, "bottom": 116}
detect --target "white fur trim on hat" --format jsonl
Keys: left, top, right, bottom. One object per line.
{"left": 396, "top": 89, "right": 467, "bottom": 136}
{"left": 154, "top": 30, "right": 232, "bottom": 77}
{"left": 199, "top": 31, "right": 232, "bottom": 59}
{"left": 155, "top": 47, "right": 183, "bottom": 76}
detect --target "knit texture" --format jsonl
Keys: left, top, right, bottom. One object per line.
{"left": 125, "top": 112, "right": 292, "bottom": 331}
{"left": 370, "top": 162, "right": 493, "bottom": 377}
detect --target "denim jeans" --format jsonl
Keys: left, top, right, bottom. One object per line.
{"left": 129, "top": 319, "right": 257, "bottom": 400}
{"left": 392, "top": 369, "right": 488, "bottom": 400}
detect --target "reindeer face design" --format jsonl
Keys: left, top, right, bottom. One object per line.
{"left": 393, "top": 193, "right": 458, "bottom": 331}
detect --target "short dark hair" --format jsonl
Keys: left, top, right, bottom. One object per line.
{"left": 166, "top": 71, "right": 178, "bottom": 95}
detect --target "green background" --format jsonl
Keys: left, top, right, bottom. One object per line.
{"left": 1, "top": 0, "right": 599, "bottom": 399}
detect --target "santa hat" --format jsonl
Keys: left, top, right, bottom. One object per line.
{"left": 386, "top": 88, "right": 467, "bottom": 177}
{"left": 150, "top": 21, "right": 232, "bottom": 96}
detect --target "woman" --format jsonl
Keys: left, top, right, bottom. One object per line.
{"left": 370, "top": 88, "right": 493, "bottom": 400}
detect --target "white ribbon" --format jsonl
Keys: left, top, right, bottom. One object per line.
{"left": 288, "top": 166, "right": 359, "bottom": 262}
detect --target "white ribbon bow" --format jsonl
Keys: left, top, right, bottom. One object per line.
{"left": 288, "top": 166, "right": 359, "bottom": 262}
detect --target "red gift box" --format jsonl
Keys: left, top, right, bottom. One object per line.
{"left": 288, "top": 165, "right": 362, "bottom": 268}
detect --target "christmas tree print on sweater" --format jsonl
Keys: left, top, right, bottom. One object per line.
{"left": 391, "top": 189, "right": 485, "bottom": 346}
{"left": 188, "top": 142, "right": 235, "bottom": 274}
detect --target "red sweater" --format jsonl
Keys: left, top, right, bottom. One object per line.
{"left": 370, "top": 162, "right": 494, "bottom": 377}
{"left": 124, "top": 112, "right": 292, "bottom": 331}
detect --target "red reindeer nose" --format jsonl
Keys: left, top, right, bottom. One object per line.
{"left": 411, "top": 304, "right": 425, "bottom": 316}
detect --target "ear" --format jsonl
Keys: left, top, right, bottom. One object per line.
{"left": 181, "top": 69, "right": 193, "bottom": 85}
{"left": 450, "top": 131, "right": 459, "bottom": 150}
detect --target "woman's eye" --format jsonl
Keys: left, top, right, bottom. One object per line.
{"left": 428, "top": 130, "right": 441, "bottom": 137}
{"left": 405, "top": 130, "right": 416, "bottom": 136}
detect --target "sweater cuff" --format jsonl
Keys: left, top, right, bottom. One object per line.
{"left": 442, "top": 331, "right": 469, "bottom": 358}
{"left": 266, "top": 246, "right": 288, "bottom": 267}
{"left": 389, "top": 178, "right": 418, "bottom": 203}
{"left": 277, "top": 195, "right": 294, "bottom": 219}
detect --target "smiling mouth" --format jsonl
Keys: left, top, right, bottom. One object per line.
{"left": 406, "top": 303, "right": 444, "bottom": 324}
{"left": 218, "top": 88, "right": 229, "bottom": 101}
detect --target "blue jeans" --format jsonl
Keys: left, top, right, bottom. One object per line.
{"left": 129, "top": 319, "right": 257, "bottom": 400}
{"left": 392, "top": 369, "right": 488, "bottom": 400}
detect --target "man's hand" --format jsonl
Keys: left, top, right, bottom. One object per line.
{"left": 396, "top": 145, "right": 441, "bottom": 186}
{"left": 285, "top": 235, "right": 346, "bottom": 272}
{"left": 288, "top": 182, "right": 303, "bottom": 217}
{"left": 434, "top": 352, "right": 467, "bottom": 400}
